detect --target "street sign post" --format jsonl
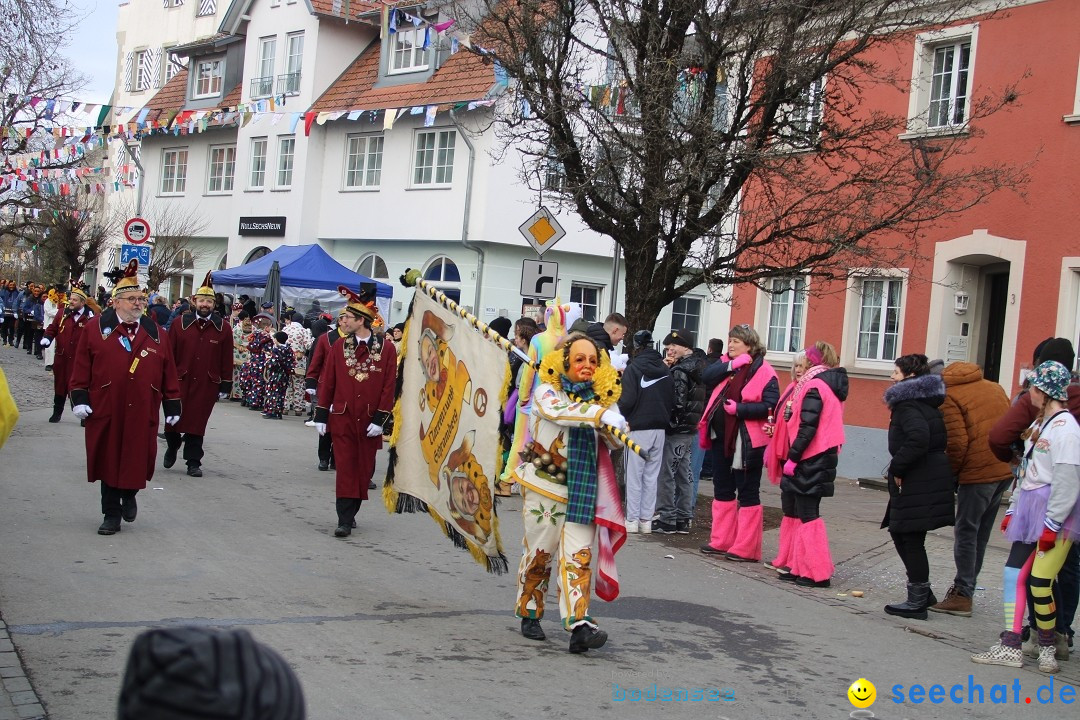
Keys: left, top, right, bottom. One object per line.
{"left": 124, "top": 217, "right": 151, "bottom": 245}
{"left": 520, "top": 259, "right": 558, "bottom": 300}
{"left": 120, "top": 244, "right": 151, "bottom": 266}
{"left": 517, "top": 207, "right": 565, "bottom": 256}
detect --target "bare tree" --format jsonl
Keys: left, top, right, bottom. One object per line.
{"left": 33, "top": 192, "right": 118, "bottom": 284}
{"left": 458, "top": 0, "right": 1025, "bottom": 333}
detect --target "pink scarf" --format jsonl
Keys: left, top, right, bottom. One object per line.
{"left": 593, "top": 448, "right": 627, "bottom": 601}
{"left": 766, "top": 365, "right": 829, "bottom": 484}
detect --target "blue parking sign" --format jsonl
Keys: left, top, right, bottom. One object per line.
{"left": 120, "top": 244, "right": 151, "bottom": 265}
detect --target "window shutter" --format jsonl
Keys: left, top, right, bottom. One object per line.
{"left": 151, "top": 47, "right": 162, "bottom": 88}
{"left": 123, "top": 51, "right": 133, "bottom": 92}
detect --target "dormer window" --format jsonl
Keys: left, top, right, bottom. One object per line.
{"left": 193, "top": 57, "right": 225, "bottom": 99}
{"left": 389, "top": 28, "right": 428, "bottom": 74}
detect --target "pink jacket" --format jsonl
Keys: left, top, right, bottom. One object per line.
{"left": 699, "top": 358, "right": 778, "bottom": 450}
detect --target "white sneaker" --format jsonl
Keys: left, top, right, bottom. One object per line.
{"left": 971, "top": 643, "right": 1023, "bottom": 668}
{"left": 625, "top": 521, "right": 639, "bottom": 534}
{"left": 304, "top": 420, "right": 316, "bottom": 427}
{"left": 1039, "top": 644, "right": 1060, "bottom": 674}
{"left": 639, "top": 521, "right": 652, "bottom": 534}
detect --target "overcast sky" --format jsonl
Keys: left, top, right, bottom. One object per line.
{"left": 64, "top": 0, "right": 121, "bottom": 104}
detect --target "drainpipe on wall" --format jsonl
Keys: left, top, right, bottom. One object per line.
{"left": 449, "top": 108, "right": 483, "bottom": 313}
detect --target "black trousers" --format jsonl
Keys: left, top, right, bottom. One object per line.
{"left": 100, "top": 483, "right": 137, "bottom": 520}
{"left": 318, "top": 433, "right": 335, "bottom": 464}
{"left": 0, "top": 316, "right": 14, "bottom": 344}
{"left": 780, "top": 490, "right": 821, "bottom": 522}
{"left": 891, "top": 530, "right": 930, "bottom": 584}
{"left": 711, "top": 449, "right": 762, "bottom": 506}
{"left": 164, "top": 431, "right": 204, "bottom": 467}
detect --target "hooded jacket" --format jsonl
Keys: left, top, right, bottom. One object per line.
{"left": 881, "top": 373, "right": 956, "bottom": 533}
{"left": 940, "top": 362, "right": 1013, "bottom": 484}
{"left": 618, "top": 348, "right": 674, "bottom": 431}
{"left": 585, "top": 321, "right": 614, "bottom": 352}
{"left": 669, "top": 350, "right": 705, "bottom": 434}
{"left": 780, "top": 367, "right": 849, "bottom": 498}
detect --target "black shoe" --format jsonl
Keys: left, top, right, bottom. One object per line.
{"left": 318, "top": 461, "right": 329, "bottom": 471}
{"left": 700, "top": 544, "right": 727, "bottom": 555}
{"left": 368, "top": 481, "right": 377, "bottom": 490}
{"left": 329, "top": 462, "right": 336, "bottom": 470}
{"left": 122, "top": 497, "right": 137, "bottom": 523}
{"left": 724, "top": 552, "right": 755, "bottom": 563}
{"left": 568, "top": 625, "right": 608, "bottom": 654}
{"left": 334, "top": 524, "right": 351, "bottom": 538}
{"left": 48, "top": 412, "right": 61, "bottom": 423}
{"left": 520, "top": 618, "right": 546, "bottom": 641}
{"left": 45, "top": 365, "right": 52, "bottom": 371}
{"left": 778, "top": 571, "right": 802, "bottom": 583}
{"left": 675, "top": 520, "right": 690, "bottom": 534}
{"left": 652, "top": 521, "right": 677, "bottom": 534}
{"left": 163, "top": 449, "right": 177, "bottom": 469}
{"left": 186, "top": 466, "right": 203, "bottom": 477}
{"left": 794, "top": 576, "right": 830, "bottom": 588}
{"left": 97, "top": 518, "right": 121, "bottom": 535}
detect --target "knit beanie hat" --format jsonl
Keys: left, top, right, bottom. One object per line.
{"left": 117, "top": 627, "right": 305, "bottom": 720}
{"left": 1037, "top": 338, "right": 1075, "bottom": 371}
{"left": 1029, "top": 360, "right": 1071, "bottom": 402}
{"left": 488, "top": 316, "right": 512, "bottom": 339}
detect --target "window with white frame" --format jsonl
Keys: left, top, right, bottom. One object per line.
{"left": 193, "top": 57, "right": 224, "bottom": 99}
{"left": 570, "top": 284, "right": 602, "bottom": 323}
{"left": 278, "top": 33, "right": 303, "bottom": 95}
{"left": 249, "top": 137, "right": 267, "bottom": 189}
{"left": 856, "top": 277, "right": 904, "bottom": 361}
{"left": 134, "top": 50, "right": 154, "bottom": 91}
{"left": 165, "top": 51, "right": 185, "bottom": 83}
{"left": 160, "top": 148, "right": 188, "bottom": 194}
{"left": 544, "top": 152, "right": 566, "bottom": 192}
{"left": 671, "top": 296, "right": 702, "bottom": 346}
{"left": 207, "top": 145, "right": 236, "bottom": 193}
{"left": 766, "top": 277, "right": 807, "bottom": 353}
{"left": 389, "top": 28, "right": 429, "bottom": 74}
{"left": 907, "top": 24, "right": 977, "bottom": 135}
{"left": 424, "top": 256, "right": 460, "bottom": 304}
{"left": 357, "top": 253, "right": 389, "bottom": 280}
{"left": 344, "top": 134, "right": 384, "bottom": 189}
{"left": 276, "top": 136, "right": 295, "bottom": 188}
{"left": 413, "top": 130, "right": 455, "bottom": 186}
{"left": 779, "top": 76, "right": 825, "bottom": 146}
{"left": 252, "top": 37, "right": 276, "bottom": 98}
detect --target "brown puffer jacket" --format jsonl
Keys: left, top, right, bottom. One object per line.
{"left": 941, "top": 362, "right": 1012, "bottom": 484}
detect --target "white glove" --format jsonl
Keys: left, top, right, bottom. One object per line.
{"left": 218, "top": 393, "right": 228, "bottom": 400}
{"left": 39, "top": 337, "right": 52, "bottom": 347}
{"left": 72, "top": 404, "right": 92, "bottom": 419}
{"left": 315, "top": 422, "right": 327, "bottom": 436}
{"left": 305, "top": 388, "right": 316, "bottom": 397}
{"left": 366, "top": 423, "right": 383, "bottom": 437}
{"left": 165, "top": 415, "right": 180, "bottom": 425}
{"left": 600, "top": 408, "right": 628, "bottom": 433}
{"left": 609, "top": 352, "right": 628, "bottom": 371}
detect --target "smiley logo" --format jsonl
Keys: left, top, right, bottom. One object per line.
{"left": 848, "top": 678, "right": 876, "bottom": 708}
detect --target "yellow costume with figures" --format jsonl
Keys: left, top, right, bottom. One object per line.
{"left": 417, "top": 310, "right": 472, "bottom": 488}
{"left": 515, "top": 334, "right": 624, "bottom": 654}
{"left": 500, "top": 299, "right": 579, "bottom": 486}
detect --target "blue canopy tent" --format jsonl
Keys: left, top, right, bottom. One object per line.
{"left": 212, "top": 244, "right": 392, "bottom": 320}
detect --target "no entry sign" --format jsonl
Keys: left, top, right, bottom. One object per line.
{"left": 124, "top": 217, "right": 151, "bottom": 244}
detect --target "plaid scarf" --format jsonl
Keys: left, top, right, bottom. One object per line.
{"left": 560, "top": 375, "right": 599, "bottom": 525}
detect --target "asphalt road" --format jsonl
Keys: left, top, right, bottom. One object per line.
{"left": 0, "top": 347, "right": 1076, "bottom": 719}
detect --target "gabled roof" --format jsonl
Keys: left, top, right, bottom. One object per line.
{"left": 171, "top": 33, "right": 243, "bottom": 55}
{"left": 309, "top": 40, "right": 496, "bottom": 112}
{"left": 142, "top": 68, "right": 243, "bottom": 116}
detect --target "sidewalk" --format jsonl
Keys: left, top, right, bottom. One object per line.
{"left": 646, "top": 473, "right": 1080, "bottom": 684}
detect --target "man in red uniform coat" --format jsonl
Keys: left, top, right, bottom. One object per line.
{"left": 69, "top": 260, "right": 182, "bottom": 535}
{"left": 306, "top": 316, "right": 344, "bottom": 472}
{"left": 163, "top": 273, "right": 234, "bottom": 477}
{"left": 40, "top": 281, "right": 99, "bottom": 423}
{"left": 314, "top": 284, "right": 396, "bottom": 537}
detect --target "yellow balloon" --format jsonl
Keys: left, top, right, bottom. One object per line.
{"left": 848, "top": 678, "right": 877, "bottom": 709}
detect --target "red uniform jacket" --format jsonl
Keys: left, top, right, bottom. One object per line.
{"left": 44, "top": 305, "right": 95, "bottom": 396}
{"left": 314, "top": 332, "right": 396, "bottom": 498}
{"left": 167, "top": 311, "right": 234, "bottom": 436}
{"left": 304, "top": 327, "right": 343, "bottom": 393}
{"left": 69, "top": 309, "right": 182, "bottom": 489}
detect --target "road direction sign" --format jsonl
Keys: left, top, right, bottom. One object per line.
{"left": 124, "top": 217, "right": 151, "bottom": 244}
{"left": 520, "top": 259, "right": 558, "bottom": 300}
{"left": 518, "top": 206, "right": 565, "bottom": 256}
{"left": 120, "top": 244, "right": 151, "bottom": 266}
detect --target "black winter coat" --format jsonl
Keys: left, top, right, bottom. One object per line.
{"left": 585, "top": 321, "right": 614, "bottom": 351}
{"left": 880, "top": 374, "right": 956, "bottom": 533}
{"left": 781, "top": 367, "right": 849, "bottom": 498}
{"left": 669, "top": 352, "right": 705, "bottom": 434}
{"left": 618, "top": 348, "right": 674, "bottom": 431}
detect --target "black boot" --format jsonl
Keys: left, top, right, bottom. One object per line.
{"left": 568, "top": 625, "right": 608, "bottom": 654}
{"left": 98, "top": 516, "right": 121, "bottom": 535}
{"left": 334, "top": 498, "right": 356, "bottom": 537}
{"left": 884, "top": 582, "right": 932, "bottom": 620}
{"left": 520, "top": 618, "right": 546, "bottom": 641}
{"left": 48, "top": 394, "right": 64, "bottom": 423}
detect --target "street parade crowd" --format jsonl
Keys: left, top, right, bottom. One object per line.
{"left": 1, "top": 265, "right": 1079, "bottom": 716}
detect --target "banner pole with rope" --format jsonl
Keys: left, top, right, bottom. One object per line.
{"left": 400, "top": 269, "right": 648, "bottom": 460}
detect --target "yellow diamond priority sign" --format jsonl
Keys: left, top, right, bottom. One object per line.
{"left": 518, "top": 206, "right": 565, "bottom": 256}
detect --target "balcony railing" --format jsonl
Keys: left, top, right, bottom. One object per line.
{"left": 250, "top": 76, "right": 274, "bottom": 98}
{"left": 277, "top": 72, "right": 301, "bottom": 96}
